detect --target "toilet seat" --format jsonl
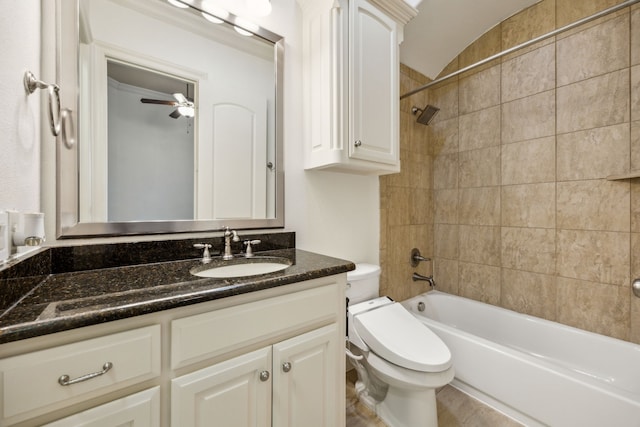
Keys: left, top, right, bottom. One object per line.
{"left": 353, "top": 302, "right": 452, "bottom": 372}
{"left": 366, "top": 351, "right": 455, "bottom": 390}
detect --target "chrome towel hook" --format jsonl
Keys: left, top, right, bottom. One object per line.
{"left": 23, "top": 70, "right": 54, "bottom": 94}
{"left": 23, "top": 70, "right": 62, "bottom": 138}
{"left": 23, "top": 71, "right": 75, "bottom": 148}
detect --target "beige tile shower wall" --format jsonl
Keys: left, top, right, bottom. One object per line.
{"left": 420, "top": 0, "right": 640, "bottom": 344}
{"left": 378, "top": 65, "right": 435, "bottom": 302}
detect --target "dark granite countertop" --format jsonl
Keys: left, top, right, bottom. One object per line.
{"left": 0, "top": 235, "right": 354, "bottom": 345}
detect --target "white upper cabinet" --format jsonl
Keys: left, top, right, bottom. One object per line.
{"left": 301, "top": 0, "right": 417, "bottom": 175}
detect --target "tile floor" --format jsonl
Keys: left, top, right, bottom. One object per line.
{"left": 345, "top": 371, "right": 523, "bottom": 426}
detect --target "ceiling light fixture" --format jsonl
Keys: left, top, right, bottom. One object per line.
{"left": 233, "top": 17, "right": 259, "bottom": 36}
{"left": 246, "top": 0, "right": 272, "bottom": 17}
{"left": 201, "top": 12, "right": 224, "bottom": 24}
{"left": 201, "top": 1, "right": 229, "bottom": 23}
{"left": 167, "top": 0, "right": 189, "bottom": 8}
{"left": 234, "top": 26, "right": 253, "bottom": 36}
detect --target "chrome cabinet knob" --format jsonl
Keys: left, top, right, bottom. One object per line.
{"left": 354, "top": 140, "right": 362, "bottom": 147}
{"left": 259, "top": 370, "right": 270, "bottom": 382}
{"left": 282, "top": 362, "right": 292, "bottom": 373}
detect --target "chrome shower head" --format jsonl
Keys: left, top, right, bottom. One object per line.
{"left": 411, "top": 105, "right": 440, "bottom": 125}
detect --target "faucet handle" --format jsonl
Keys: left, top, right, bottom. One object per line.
{"left": 243, "top": 240, "right": 261, "bottom": 258}
{"left": 224, "top": 227, "right": 240, "bottom": 242}
{"left": 193, "top": 243, "right": 212, "bottom": 263}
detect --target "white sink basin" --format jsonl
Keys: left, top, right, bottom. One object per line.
{"left": 191, "top": 257, "right": 291, "bottom": 278}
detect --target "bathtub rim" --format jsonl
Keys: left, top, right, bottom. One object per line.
{"left": 401, "top": 290, "right": 640, "bottom": 426}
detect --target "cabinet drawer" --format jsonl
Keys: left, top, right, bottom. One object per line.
{"left": 172, "top": 282, "right": 339, "bottom": 369}
{"left": 43, "top": 387, "right": 160, "bottom": 427}
{"left": 0, "top": 325, "right": 161, "bottom": 423}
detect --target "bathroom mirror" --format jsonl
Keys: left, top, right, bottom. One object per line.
{"left": 56, "top": 0, "right": 284, "bottom": 237}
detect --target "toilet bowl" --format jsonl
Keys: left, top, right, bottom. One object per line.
{"left": 346, "top": 265, "right": 454, "bottom": 427}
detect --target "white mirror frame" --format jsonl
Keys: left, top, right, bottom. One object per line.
{"left": 55, "top": 0, "right": 285, "bottom": 238}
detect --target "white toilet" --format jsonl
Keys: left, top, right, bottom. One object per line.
{"left": 346, "top": 264, "right": 454, "bottom": 427}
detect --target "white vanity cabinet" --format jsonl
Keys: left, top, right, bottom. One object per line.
{"left": 172, "top": 324, "right": 338, "bottom": 427}
{"left": 170, "top": 280, "right": 343, "bottom": 426}
{"left": 0, "top": 274, "right": 346, "bottom": 427}
{"left": 301, "top": 0, "right": 417, "bottom": 175}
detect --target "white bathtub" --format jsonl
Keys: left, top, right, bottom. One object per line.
{"left": 402, "top": 291, "right": 640, "bottom": 427}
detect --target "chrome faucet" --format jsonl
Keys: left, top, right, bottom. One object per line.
{"left": 412, "top": 272, "right": 436, "bottom": 288}
{"left": 223, "top": 227, "right": 239, "bottom": 260}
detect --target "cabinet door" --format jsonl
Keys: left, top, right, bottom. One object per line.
{"left": 43, "top": 387, "right": 160, "bottom": 427}
{"left": 272, "top": 324, "right": 340, "bottom": 427}
{"left": 349, "top": 0, "right": 399, "bottom": 165}
{"left": 171, "top": 347, "right": 272, "bottom": 427}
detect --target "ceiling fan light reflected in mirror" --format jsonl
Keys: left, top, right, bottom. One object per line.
{"left": 172, "top": 92, "right": 188, "bottom": 104}
{"left": 174, "top": 93, "right": 195, "bottom": 117}
{"left": 140, "top": 92, "right": 195, "bottom": 119}
{"left": 178, "top": 105, "right": 195, "bottom": 118}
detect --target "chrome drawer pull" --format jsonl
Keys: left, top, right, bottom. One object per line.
{"left": 58, "top": 362, "right": 113, "bottom": 386}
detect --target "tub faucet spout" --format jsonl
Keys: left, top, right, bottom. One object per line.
{"left": 412, "top": 272, "right": 436, "bottom": 288}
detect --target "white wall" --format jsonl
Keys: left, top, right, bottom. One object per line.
{"left": 256, "top": 0, "right": 380, "bottom": 264}
{"left": 0, "top": 0, "right": 41, "bottom": 213}
{"left": 19, "top": 0, "right": 380, "bottom": 265}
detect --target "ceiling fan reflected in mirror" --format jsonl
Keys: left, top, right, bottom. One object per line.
{"left": 140, "top": 92, "right": 195, "bottom": 119}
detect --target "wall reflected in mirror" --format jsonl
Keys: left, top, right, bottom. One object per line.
{"left": 104, "top": 61, "right": 195, "bottom": 222}
{"left": 75, "top": 0, "right": 280, "bottom": 232}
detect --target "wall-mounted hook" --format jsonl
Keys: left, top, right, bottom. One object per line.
{"left": 24, "top": 71, "right": 61, "bottom": 137}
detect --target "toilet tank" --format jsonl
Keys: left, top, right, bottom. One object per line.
{"left": 346, "top": 264, "right": 381, "bottom": 305}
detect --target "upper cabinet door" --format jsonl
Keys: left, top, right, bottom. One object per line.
{"left": 349, "top": 0, "right": 399, "bottom": 166}
{"left": 301, "top": 0, "right": 416, "bottom": 175}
